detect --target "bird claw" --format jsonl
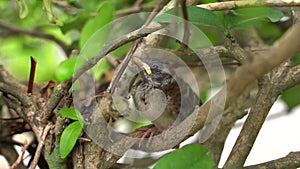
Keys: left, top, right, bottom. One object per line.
{"left": 136, "top": 125, "right": 175, "bottom": 148}
{"left": 161, "top": 125, "right": 173, "bottom": 140}
{"left": 136, "top": 125, "right": 159, "bottom": 148}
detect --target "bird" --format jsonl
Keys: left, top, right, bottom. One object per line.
{"left": 129, "top": 58, "right": 201, "bottom": 132}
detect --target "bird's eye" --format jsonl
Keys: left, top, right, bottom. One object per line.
{"left": 151, "top": 64, "right": 159, "bottom": 70}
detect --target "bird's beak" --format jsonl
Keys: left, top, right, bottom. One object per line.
{"left": 133, "top": 57, "right": 152, "bottom": 75}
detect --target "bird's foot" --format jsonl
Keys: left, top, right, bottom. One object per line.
{"left": 161, "top": 125, "right": 173, "bottom": 140}
{"left": 136, "top": 125, "right": 159, "bottom": 147}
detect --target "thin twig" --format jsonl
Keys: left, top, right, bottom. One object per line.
{"left": 180, "top": 0, "right": 190, "bottom": 48}
{"left": 52, "top": 0, "right": 81, "bottom": 14}
{"left": 133, "top": 0, "right": 144, "bottom": 8}
{"left": 10, "top": 139, "right": 28, "bottom": 169}
{"left": 0, "top": 117, "right": 21, "bottom": 120}
{"left": 30, "top": 123, "right": 52, "bottom": 169}
{"left": 115, "top": 3, "right": 156, "bottom": 16}
{"left": 0, "top": 22, "right": 69, "bottom": 53}
{"left": 109, "top": 0, "right": 166, "bottom": 94}
{"left": 27, "top": 56, "right": 37, "bottom": 94}
{"left": 186, "top": 61, "right": 240, "bottom": 67}
{"left": 144, "top": 0, "right": 166, "bottom": 26}
{"left": 109, "top": 38, "right": 141, "bottom": 94}
{"left": 72, "top": 24, "right": 163, "bottom": 82}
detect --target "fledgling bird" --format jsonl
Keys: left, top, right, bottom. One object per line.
{"left": 130, "top": 58, "right": 200, "bottom": 132}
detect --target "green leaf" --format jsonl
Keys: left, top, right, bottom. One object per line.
{"left": 133, "top": 120, "right": 152, "bottom": 130}
{"left": 67, "top": 0, "right": 77, "bottom": 3}
{"left": 59, "top": 108, "right": 88, "bottom": 125}
{"left": 75, "top": 108, "right": 89, "bottom": 125}
{"left": 154, "top": 144, "right": 213, "bottom": 169}
{"left": 281, "top": 84, "right": 300, "bottom": 110}
{"left": 36, "top": 42, "right": 65, "bottom": 82}
{"left": 60, "top": 121, "right": 83, "bottom": 158}
{"left": 154, "top": 6, "right": 225, "bottom": 32}
{"left": 55, "top": 57, "right": 77, "bottom": 82}
{"left": 225, "top": 7, "right": 284, "bottom": 30}
{"left": 110, "top": 43, "right": 131, "bottom": 58}
{"left": 79, "top": 1, "right": 115, "bottom": 48}
{"left": 61, "top": 13, "right": 87, "bottom": 33}
{"left": 291, "top": 52, "right": 300, "bottom": 66}
{"left": 59, "top": 108, "right": 79, "bottom": 120}
{"left": 80, "top": 0, "right": 100, "bottom": 12}
{"left": 256, "top": 21, "right": 282, "bottom": 44}
{"left": 16, "top": 0, "right": 28, "bottom": 19}
{"left": 78, "top": 1, "right": 115, "bottom": 78}
{"left": 199, "top": 90, "right": 208, "bottom": 102}
{"left": 94, "top": 58, "right": 111, "bottom": 80}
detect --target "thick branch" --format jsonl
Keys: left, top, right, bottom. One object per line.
{"left": 224, "top": 61, "right": 300, "bottom": 168}
{"left": 137, "top": 23, "right": 300, "bottom": 151}
{"left": 223, "top": 23, "right": 300, "bottom": 108}
{"left": 40, "top": 80, "right": 72, "bottom": 123}
{"left": 198, "top": 0, "right": 300, "bottom": 11}
{"left": 203, "top": 86, "right": 252, "bottom": 166}
{"left": 0, "top": 66, "right": 31, "bottom": 107}
{"left": 244, "top": 152, "right": 300, "bottom": 169}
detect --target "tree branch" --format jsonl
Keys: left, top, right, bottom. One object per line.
{"left": 0, "top": 66, "right": 31, "bottom": 107}
{"left": 180, "top": 0, "right": 190, "bottom": 48}
{"left": 10, "top": 139, "right": 28, "bottom": 169}
{"left": 244, "top": 152, "right": 300, "bottom": 169}
{"left": 0, "top": 141, "right": 27, "bottom": 169}
{"left": 0, "top": 21, "right": 69, "bottom": 53}
{"left": 116, "top": 2, "right": 156, "bottom": 16}
{"left": 198, "top": 0, "right": 300, "bottom": 11}
{"left": 203, "top": 86, "right": 252, "bottom": 166}
{"left": 30, "top": 123, "right": 52, "bottom": 169}
{"left": 224, "top": 11, "right": 300, "bottom": 168}
{"left": 136, "top": 22, "right": 300, "bottom": 152}
{"left": 109, "top": 0, "right": 166, "bottom": 94}
{"left": 204, "top": 24, "right": 266, "bottom": 166}
{"left": 40, "top": 80, "right": 72, "bottom": 123}
{"left": 72, "top": 24, "right": 164, "bottom": 82}
{"left": 223, "top": 61, "right": 298, "bottom": 168}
